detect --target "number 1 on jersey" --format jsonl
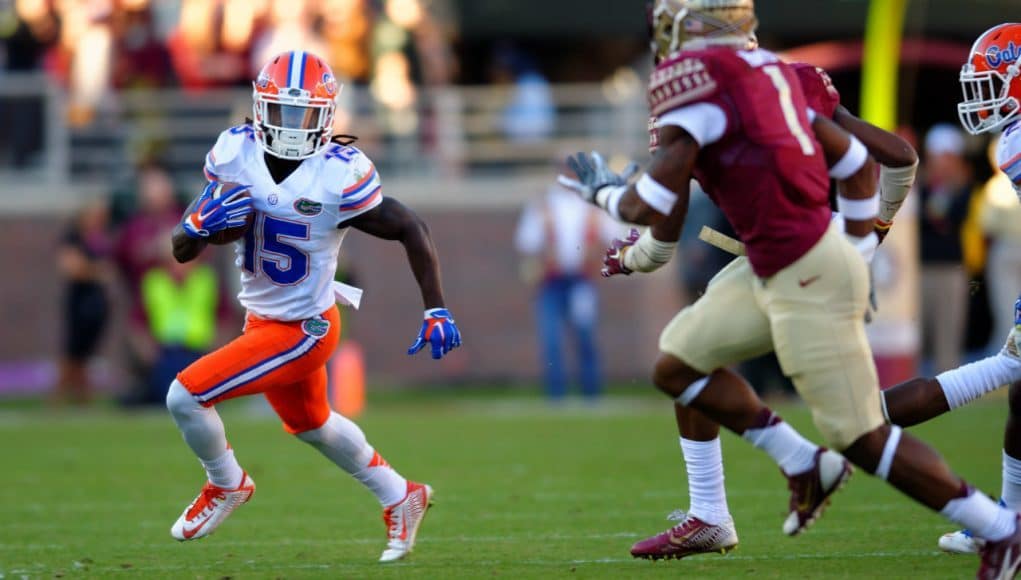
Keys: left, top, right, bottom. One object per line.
{"left": 243, "top": 215, "right": 311, "bottom": 285}
{"left": 762, "top": 64, "right": 816, "bottom": 156}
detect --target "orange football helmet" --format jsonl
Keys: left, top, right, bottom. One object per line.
{"left": 252, "top": 51, "right": 342, "bottom": 160}
{"left": 959, "top": 23, "right": 1021, "bottom": 135}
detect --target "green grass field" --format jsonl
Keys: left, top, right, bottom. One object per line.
{"left": 0, "top": 390, "right": 1007, "bottom": 579}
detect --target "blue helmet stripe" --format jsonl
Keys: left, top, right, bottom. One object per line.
{"left": 287, "top": 51, "right": 305, "bottom": 88}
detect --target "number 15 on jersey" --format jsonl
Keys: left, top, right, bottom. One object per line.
{"left": 243, "top": 214, "right": 312, "bottom": 286}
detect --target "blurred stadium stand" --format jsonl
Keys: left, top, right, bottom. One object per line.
{"left": 0, "top": 0, "right": 1014, "bottom": 395}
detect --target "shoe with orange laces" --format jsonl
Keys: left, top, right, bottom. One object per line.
{"left": 170, "top": 473, "right": 256, "bottom": 541}
{"left": 379, "top": 481, "right": 433, "bottom": 562}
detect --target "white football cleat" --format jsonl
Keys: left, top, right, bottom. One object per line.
{"left": 379, "top": 481, "right": 433, "bottom": 562}
{"left": 940, "top": 529, "right": 985, "bottom": 554}
{"left": 170, "top": 472, "right": 255, "bottom": 541}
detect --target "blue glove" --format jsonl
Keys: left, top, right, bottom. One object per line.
{"left": 557, "top": 151, "right": 639, "bottom": 203}
{"left": 408, "top": 308, "right": 461, "bottom": 360}
{"left": 182, "top": 182, "right": 253, "bottom": 239}
{"left": 1008, "top": 295, "right": 1021, "bottom": 360}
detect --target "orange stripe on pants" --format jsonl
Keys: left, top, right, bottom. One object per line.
{"left": 177, "top": 307, "right": 341, "bottom": 433}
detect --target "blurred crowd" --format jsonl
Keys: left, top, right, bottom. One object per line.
{"left": 55, "top": 164, "right": 236, "bottom": 406}
{"left": 0, "top": 0, "right": 457, "bottom": 124}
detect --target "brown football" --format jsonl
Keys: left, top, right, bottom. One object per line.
{"left": 207, "top": 182, "right": 254, "bottom": 245}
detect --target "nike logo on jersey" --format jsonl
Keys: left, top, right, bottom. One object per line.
{"left": 798, "top": 275, "right": 821, "bottom": 288}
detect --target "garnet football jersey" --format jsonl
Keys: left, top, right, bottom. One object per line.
{"left": 204, "top": 125, "right": 382, "bottom": 321}
{"left": 649, "top": 48, "right": 832, "bottom": 277}
{"left": 791, "top": 63, "right": 841, "bottom": 120}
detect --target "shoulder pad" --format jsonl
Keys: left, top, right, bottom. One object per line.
{"left": 791, "top": 63, "right": 841, "bottom": 119}
{"left": 649, "top": 52, "right": 721, "bottom": 118}
{"left": 324, "top": 145, "right": 383, "bottom": 216}
{"left": 322, "top": 144, "right": 374, "bottom": 192}
{"left": 998, "top": 126, "right": 1021, "bottom": 187}
{"left": 204, "top": 125, "right": 255, "bottom": 182}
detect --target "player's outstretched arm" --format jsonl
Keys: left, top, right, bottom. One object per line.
{"left": 348, "top": 197, "right": 445, "bottom": 308}
{"left": 561, "top": 127, "right": 698, "bottom": 277}
{"left": 885, "top": 298, "right": 1021, "bottom": 426}
{"left": 832, "top": 106, "right": 917, "bottom": 169}
{"left": 347, "top": 197, "right": 461, "bottom": 359}
{"left": 811, "top": 115, "right": 880, "bottom": 259}
{"left": 832, "top": 106, "right": 918, "bottom": 239}
{"left": 559, "top": 126, "right": 697, "bottom": 228}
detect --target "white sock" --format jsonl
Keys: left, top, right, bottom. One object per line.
{"left": 201, "top": 449, "right": 245, "bottom": 489}
{"left": 297, "top": 412, "right": 407, "bottom": 506}
{"left": 166, "top": 381, "right": 244, "bottom": 488}
{"left": 941, "top": 488, "right": 1017, "bottom": 542}
{"left": 680, "top": 437, "right": 730, "bottom": 526}
{"left": 937, "top": 353, "right": 1021, "bottom": 410}
{"left": 742, "top": 417, "right": 818, "bottom": 476}
{"left": 1002, "top": 451, "right": 1021, "bottom": 512}
{"left": 352, "top": 454, "right": 409, "bottom": 507}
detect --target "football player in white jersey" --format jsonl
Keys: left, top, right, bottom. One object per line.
{"left": 879, "top": 22, "right": 1021, "bottom": 556}
{"left": 165, "top": 51, "right": 461, "bottom": 563}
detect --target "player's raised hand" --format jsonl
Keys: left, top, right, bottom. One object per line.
{"left": 602, "top": 228, "right": 641, "bottom": 277}
{"left": 182, "top": 182, "right": 253, "bottom": 239}
{"left": 408, "top": 308, "right": 462, "bottom": 360}
{"left": 557, "top": 151, "right": 639, "bottom": 203}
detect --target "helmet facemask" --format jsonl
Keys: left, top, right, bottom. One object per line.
{"left": 252, "top": 86, "right": 337, "bottom": 160}
{"left": 958, "top": 62, "right": 1021, "bottom": 135}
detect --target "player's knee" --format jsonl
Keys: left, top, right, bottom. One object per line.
{"left": 281, "top": 412, "right": 330, "bottom": 436}
{"left": 653, "top": 353, "right": 707, "bottom": 402}
{"left": 843, "top": 424, "right": 900, "bottom": 478}
{"left": 294, "top": 415, "right": 332, "bottom": 443}
{"left": 166, "top": 380, "right": 200, "bottom": 417}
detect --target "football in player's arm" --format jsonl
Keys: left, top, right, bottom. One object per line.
{"left": 173, "top": 191, "right": 459, "bottom": 359}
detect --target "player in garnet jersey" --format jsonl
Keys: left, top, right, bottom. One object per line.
{"left": 648, "top": 61, "right": 921, "bottom": 559}
{"left": 165, "top": 51, "right": 460, "bottom": 562}
{"left": 558, "top": 2, "right": 1021, "bottom": 576}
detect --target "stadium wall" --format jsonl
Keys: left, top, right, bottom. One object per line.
{"left": 0, "top": 207, "right": 683, "bottom": 392}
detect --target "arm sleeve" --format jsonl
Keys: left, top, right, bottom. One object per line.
{"left": 655, "top": 103, "right": 728, "bottom": 147}
{"left": 335, "top": 149, "right": 384, "bottom": 225}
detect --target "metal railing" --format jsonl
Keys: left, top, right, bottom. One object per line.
{"left": 0, "top": 74, "right": 650, "bottom": 210}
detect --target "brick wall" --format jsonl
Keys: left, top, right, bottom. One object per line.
{"left": 0, "top": 210, "right": 684, "bottom": 387}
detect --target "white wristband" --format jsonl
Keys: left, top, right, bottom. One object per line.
{"left": 594, "top": 185, "right": 627, "bottom": 221}
{"left": 622, "top": 228, "right": 677, "bottom": 273}
{"left": 635, "top": 174, "right": 678, "bottom": 216}
{"left": 830, "top": 135, "right": 868, "bottom": 180}
{"left": 837, "top": 192, "right": 880, "bottom": 220}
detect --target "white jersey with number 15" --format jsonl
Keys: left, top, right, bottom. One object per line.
{"left": 203, "top": 125, "right": 382, "bottom": 321}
